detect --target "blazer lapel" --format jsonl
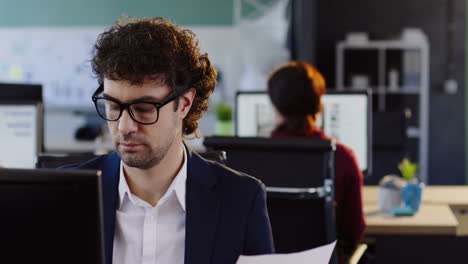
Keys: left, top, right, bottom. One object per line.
{"left": 100, "top": 152, "right": 121, "bottom": 264}
{"left": 184, "top": 150, "right": 220, "bottom": 264}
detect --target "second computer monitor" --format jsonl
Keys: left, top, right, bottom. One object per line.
{"left": 235, "top": 90, "right": 371, "bottom": 175}
{"left": 0, "top": 83, "right": 43, "bottom": 168}
{"left": 0, "top": 168, "right": 104, "bottom": 264}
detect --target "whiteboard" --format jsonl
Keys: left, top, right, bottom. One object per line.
{"left": 0, "top": 27, "right": 104, "bottom": 109}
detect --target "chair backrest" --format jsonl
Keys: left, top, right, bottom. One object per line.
{"left": 267, "top": 196, "right": 333, "bottom": 252}
{"left": 198, "top": 150, "right": 226, "bottom": 164}
{"left": 204, "top": 136, "right": 337, "bottom": 256}
{"left": 36, "top": 153, "right": 98, "bottom": 168}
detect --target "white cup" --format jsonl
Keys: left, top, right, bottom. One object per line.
{"left": 378, "top": 187, "right": 402, "bottom": 212}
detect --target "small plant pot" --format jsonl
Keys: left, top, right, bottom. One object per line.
{"left": 215, "top": 120, "right": 233, "bottom": 136}
{"left": 402, "top": 182, "right": 424, "bottom": 212}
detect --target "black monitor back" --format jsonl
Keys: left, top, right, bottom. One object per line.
{"left": 0, "top": 168, "right": 104, "bottom": 264}
{"left": 204, "top": 136, "right": 337, "bottom": 257}
{"left": 0, "top": 82, "right": 42, "bottom": 103}
{"left": 37, "top": 153, "right": 98, "bottom": 168}
{"left": 37, "top": 151, "right": 226, "bottom": 169}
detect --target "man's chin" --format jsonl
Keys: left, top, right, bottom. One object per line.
{"left": 121, "top": 157, "right": 151, "bottom": 169}
{"left": 118, "top": 152, "right": 160, "bottom": 169}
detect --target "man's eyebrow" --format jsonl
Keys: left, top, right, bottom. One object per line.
{"left": 102, "top": 93, "right": 160, "bottom": 103}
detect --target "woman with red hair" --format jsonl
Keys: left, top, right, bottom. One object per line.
{"left": 268, "top": 61, "right": 366, "bottom": 261}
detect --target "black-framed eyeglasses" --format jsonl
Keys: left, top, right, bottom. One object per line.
{"left": 91, "top": 84, "right": 180, "bottom": 125}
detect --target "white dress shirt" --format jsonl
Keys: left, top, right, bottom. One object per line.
{"left": 113, "top": 148, "right": 187, "bottom": 264}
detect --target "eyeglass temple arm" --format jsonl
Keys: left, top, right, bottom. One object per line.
{"left": 93, "top": 84, "right": 104, "bottom": 97}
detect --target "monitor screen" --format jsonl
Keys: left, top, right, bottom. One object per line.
{"left": 0, "top": 83, "right": 43, "bottom": 168}
{"left": 235, "top": 91, "right": 371, "bottom": 174}
{"left": 0, "top": 105, "right": 39, "bottom": 168}
{"left": 236, "top": 93, "right": 276, "bottom": 137}
{"left": 0, "top": 168, "right": 104, "bottom": 263}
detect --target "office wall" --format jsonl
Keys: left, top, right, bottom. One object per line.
{"left": 294, "top": 0, "right": 466, "bottom": 184}
{"left": 0, "top": 0, "right": 242, "bottom": 152}
{"left": 0, "top": 0, "right": 233, "bottom": 26}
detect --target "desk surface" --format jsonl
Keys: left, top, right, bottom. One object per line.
{"left": 363, "top": 186, "right": 468, "bottom": 207}
{"left": 363, "top": 186, "right": 468, "bottom": 235}
{"left": 364, "top": 203, "right": 458, "bottom": 235}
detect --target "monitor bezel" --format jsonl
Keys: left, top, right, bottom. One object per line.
{"left": 0, "top": 167, "right": 105, "bottom": 264}
{"left": 0, "top": 83, "right": 44, "bottom": 156}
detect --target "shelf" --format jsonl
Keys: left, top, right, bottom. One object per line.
{"left": 407, "top": 127, "right": 420, "bottom": 138}
{"left": 337, "top": 87, "right": 420, "bottom": 95}
{"left": 377, "top": 90, "right": 419, "bottom": 95}
{"left": 338, "top": 40, "right": 428, "bottom": 50}
{"left": 336, "top": 37, "right": 429, "bottom": 183}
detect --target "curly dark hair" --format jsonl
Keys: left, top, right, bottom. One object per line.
{"left": 91, "top": 16, "right": 217, "bottom": 136}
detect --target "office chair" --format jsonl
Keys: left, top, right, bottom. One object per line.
{"left": 198, "top": 150, "right": 227, "bottom": 164}
{"left": 347, "top": 244, "right": 368, "bottom": 264}
{"left": 204, "top": 137, "right": 338, "bottom": 261}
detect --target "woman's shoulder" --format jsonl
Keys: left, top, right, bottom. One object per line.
{"left": 333, "top": 141, "right": 364, "bottom": 182}
{"left": 334, "top": 141, "right": 355, "bottom": 158}
{"left": 312, "top": 129, "right": 359, "bottom": 168}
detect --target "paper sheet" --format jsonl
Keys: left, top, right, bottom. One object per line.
{"left": 236, "top": 241, "right": 337, "bottom": 264}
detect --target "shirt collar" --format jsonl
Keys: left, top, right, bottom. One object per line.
{"left": 118, "top": 147, "right": 187, "bottom": 211}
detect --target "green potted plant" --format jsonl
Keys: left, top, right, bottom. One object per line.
{"left": 398, "top": 157, "right": 418, "bottom": 182}
{"left": 398, "top": 157, "right": 423, "bottom": 213}
{"left": 215, "top": 102, "right": 233, "bottom": 136}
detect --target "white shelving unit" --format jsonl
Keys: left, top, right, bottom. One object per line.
{"left": 335, "top": 38, "right": 430, "bottom": 183}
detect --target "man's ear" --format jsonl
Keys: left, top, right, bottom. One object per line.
{"left": 179, "top": 88, "right": 196, "bottom": 118}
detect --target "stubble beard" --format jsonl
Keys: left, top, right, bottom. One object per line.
{"left": 116, "top": 134, "right": 175, "bottom": 170}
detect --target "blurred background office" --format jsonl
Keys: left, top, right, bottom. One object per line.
{"left": 0, "top": 0, "right": 467, "bottom": 263}
{"left": 0, "top": 0, "right": 465, "bottom": 186}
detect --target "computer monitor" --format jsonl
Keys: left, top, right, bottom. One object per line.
{"left": 235, "top": 90, "right": 372, "bottom": 175}
{"left": 0, "top": 83, "right": 43, "bottom": 168}
{"left": 0, "top": 168, "right": 104, "bottom": 264}
{"left": 36, "top": 153, "right": 99, "bottom": 169}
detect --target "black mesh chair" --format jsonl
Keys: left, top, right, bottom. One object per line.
{"left": 198, "top": 151, "right": 226, "bottom": 164}
{"left": 204, "top": 136, "right": 338, "bottom": 263}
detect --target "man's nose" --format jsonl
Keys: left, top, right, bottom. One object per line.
{"left": 117, "top": 109, "right": 138, "bottom": 135}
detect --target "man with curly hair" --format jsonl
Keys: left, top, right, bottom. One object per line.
{"left": 63, "top": 16, "right": 274, "bottom": 264}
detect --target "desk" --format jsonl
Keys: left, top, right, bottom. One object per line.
{"left": 421, "top": 186, "right": 468, "bottom": 209}
{"left": 364, "top": 203, "right": 458, "bottom": 235}
{"left": 363, "top": 186, "right": 468, "bottom": 236}
{"left": 363, "top": 186, "right": 468, "bottom": 206}
{"left": 363, "top": 186, "right": 468, "bottom": 264}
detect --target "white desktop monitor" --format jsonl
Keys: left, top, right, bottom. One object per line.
{"left": 235, "top": 90, "right": 372, "bottom": 175}
{"left": 0, "top": 83, "right": 43, "bottom": 168}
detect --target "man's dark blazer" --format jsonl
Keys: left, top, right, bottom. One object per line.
{"left": 64, "top": 148, "right": 275, "bottom": 264}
